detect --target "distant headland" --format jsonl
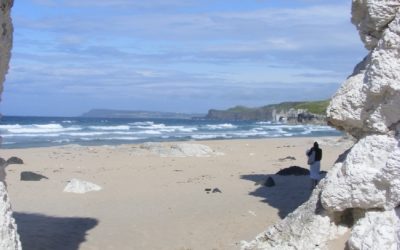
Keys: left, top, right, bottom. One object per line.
{"left": 81, "top": 100, "right": 329, "bottom": 124}
{"left": 81, "top": 109, "right": 204, "bottom": 119}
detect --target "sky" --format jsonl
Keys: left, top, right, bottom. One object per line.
{"left": 1, "top": 0, "right": 367, "bottom": 117}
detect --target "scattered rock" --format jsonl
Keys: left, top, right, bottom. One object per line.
{"left": 278, "top": 156, "right": 296, "bottom": 161}
{"left": 0, "top": 157, "right": 6, "bottom": 166}
{"left": 248, "top": 210, "right": 257, "bottom": 216}
{"left": 212, "top": 188, "right": 222, "bottom": 193}
{"left": 264, "top": 177, "right": 275, "bottom": 187}
{"left": 63, "top": 179, "right": 102, "bottom": 194}
{"left": 276, "top": 166, "right": 309, "bottom": 176}
{"left": 7, "top": 157, "right": 23, "bottom": 165}
{"left": 20, "top": 172, "right": 48, "bottom": 181}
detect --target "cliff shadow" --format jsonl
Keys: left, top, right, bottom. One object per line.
{"left": 241, "top": 174, "right": 313, "bottom": 218}
{"left": 14, "top": 212, "right": 98, "bottom": 250}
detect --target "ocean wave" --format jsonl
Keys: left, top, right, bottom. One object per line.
{"left": 2, "top": 133, "right": 61, "bottom": 137}
{"left": 0, "top": 117, "right": 342, "bottom": 148}
{"left": 129, "top": 121, "right": 154, "bottom": 126}
{"left": 204, "top": 123, "right": 237, "bottom": 130}
{"left": 0, "top": 123, "right": 82, "bottom": 134}
{"left": 132, "top": 123, "right": 197, "bottom": 133}
{"left": 79, "top": 136, "right": 140, "bottom": 141}
{"left": 139, "top": 130, "right": 162, "bottom": 135}
{"left": 191, "top": 134, "right": 231, "bottom": 140}
{"left": 102, "top": 137, "right": 140, "bottom": 140}
{"left": 53, "top": 139, "right": 72, "bottom": 143}
{"left": 1, "top": 141, "right": 16, "bottom": 145}
{"left": 255, "top": 121, "right": 272, "bottom": 125}
{"left": 88, "top": 125, "right": 130, "bottom": 131}
{"left": 0, "top": 124, "right": 23, "bottom": 129}
{"left": 134, "top": 123, "right": 167, "bottom": 129}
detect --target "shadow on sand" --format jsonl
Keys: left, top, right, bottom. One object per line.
{"left": 241, "top": 174, "right": 313, "bottom": 218}
{"left": 14, "top": 212, "right": 98, "bottom": 250}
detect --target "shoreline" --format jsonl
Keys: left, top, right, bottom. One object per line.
{"left": 0, "top": 134, "right": 344, "bottom": 150}
{"left": 1, "top": 136, "right": 352, "bottom": 250}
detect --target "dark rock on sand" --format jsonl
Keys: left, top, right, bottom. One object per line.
{"left": 0, "top": 157, "right": 6, "bottom": 166}
{"left": 278, "top": 156, "right": 296, "bottom": 161}
{"left": 212, "top": 188, "right": 222, "bottom": 193}
{"left": 264, "top": 177, "right": 276, "bottom": 187}
{"left": 20, "top": 171, "right": 48, "bottom": 181}
{"left": 276, "top": 166, "right": 310, "bottom": 176}
{"left": 7, "top": 156, "right": 24, "bottom": 165}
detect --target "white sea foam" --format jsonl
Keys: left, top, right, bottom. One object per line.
{"left": 53, "top": 139, "right": 72, "bottom": 143}
{"left": 0, "top": 118, "right": 341, "bottom": 148}
{"left": 140, "top": 130, "right": 162, "bottom": 135}
{"left": 134, "top": 123, "right": 166, "bottom": 129}
{"left": 1, "top": 141, "right": 16, "bottom": 145}
{"left": 191, "top": 134, "right": 231, "bottom": 140}
{"left": 102, "top": 137, "right": 140, "bottom": 141}
{"left": 0, "top": 123, "right": 82, "bottom": 134}
{"left": 129, "top": 121, "right": 154, "bottom": 126}
{"left": 68, "top": 132, "right": 109, "bottom": 137}
{"left": 0, "top": 124, "right": 23, "bottom": 130}
{"left": 2, "top": 133, "right": 61, "bottom": 137}
{"left": 205, "top": 124, "right": 237, "bottom": 130}
{"left": 255, "top": 121, "right": 272, "bottom": 125}
{"left": 176, "top": 127, "right": 197, "bottom": 132}
{"left": 89, "top": 125, "right": 130, "bottom": 131}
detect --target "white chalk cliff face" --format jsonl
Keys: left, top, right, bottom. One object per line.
{"left": 243, "top": 1, "right": 400, "bottom": 249}
{"left": 0, "top": 0, "right": 22, "bottom": 249}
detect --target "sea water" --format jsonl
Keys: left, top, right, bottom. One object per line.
{"left": 0, "top": 116, "right": 342, "bottom": 148}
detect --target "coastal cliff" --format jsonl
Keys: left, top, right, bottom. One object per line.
{"left": 243, "top": 1, "right": 400, "bottom": 249}
{"left": 0, "top": 0, "right": 22, "bottom": 249}
{"left": 206, "top": 100, "right": 328, "bottom": 124}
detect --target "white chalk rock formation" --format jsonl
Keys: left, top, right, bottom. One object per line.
{"left": 0, "top": 1, "right": 22, "bottom": 249}
{"left": 347, "top": 208, "right": 400, "bottom": 250}
{"left": 63, "top": 179, "right": 102, "bottom": 194}
{"left": 244, "top": 1, "right": 400, "bottom": 249}
{"left": 241, "top": 181, "right": 347, "bottom": 250}
{"left": 0, "top": 182, "right": 21, "bottom": 250}
{"left": 328, "top": 0, "right": 400, "bottom": 139}
{"left": 322, "top": 134, "right": 400, "bottom": 211}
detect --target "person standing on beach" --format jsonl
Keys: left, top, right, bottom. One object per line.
{"left": 306, "top": 142, "right": 322, "bottom": 189}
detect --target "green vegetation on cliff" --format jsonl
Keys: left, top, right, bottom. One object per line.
{"left": 206, "top": 100, "right": 330, "bottom": 121}
{"left": 290, "top": 100, "right": 330, "bottom": 115}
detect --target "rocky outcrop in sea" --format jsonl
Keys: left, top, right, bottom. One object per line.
{"left": 242, "top": 1, "right": 400, "bottom": 249}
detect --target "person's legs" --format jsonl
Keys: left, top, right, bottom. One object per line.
{"left": 310, "top": 179, "right": 317, "bottom": 189}
{"left": 309, "top": 161, "right": 321, "bottom": 189}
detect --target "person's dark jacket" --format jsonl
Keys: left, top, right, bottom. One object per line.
{"left": 307, "top": 147, "right": 322, "bottom": 161}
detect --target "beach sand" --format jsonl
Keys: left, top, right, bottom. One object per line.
{"left": 1, "top": 136, "right": 352, "bottom": 250}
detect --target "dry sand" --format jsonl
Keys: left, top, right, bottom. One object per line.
{"left": 1, "top": 136, "right": 352, "bottom": 250}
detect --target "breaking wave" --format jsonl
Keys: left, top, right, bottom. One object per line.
{"left": 0, "top": 117, "right": 341, "bottom": 148}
